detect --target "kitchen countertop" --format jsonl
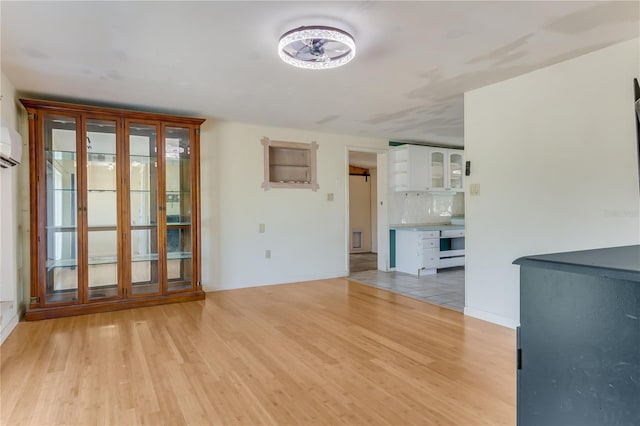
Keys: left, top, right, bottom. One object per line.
{"left": 390, "top": 223, "right": 464, "bottom": 231}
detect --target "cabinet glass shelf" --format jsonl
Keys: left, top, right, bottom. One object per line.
{"left": 131, "top": 224, "right": 158, "bottom": 229}
{"left": 130, "top": 220, "right": 189, "bottom": 226}
{"left": 132, "top": 252, "right": 192, "bottom": 263}
{"left": 47, "top": 150, "right": 118, "bottom": 157}
{"left": 45, "top": 150, "right": 76, "bottom": 159}
{"left": 129, "top": 190, "right": 188, "bottom": 195}
{"left": 47, "top": 251, "right": 192, "bottom": 268}
{"left": 47, "top": 257, "right": 115, "bottom": 268}
{"left": 130, "top": 156, "right": 156, "bottom": 165}
{"left": 87, "top": 153, "right": 116, "bottom": 162}
{"left": 45, "top": 226, "right": 78, "bottom": 231}
{"left": 44, "top": 225, "right": 118, "bottom": 232}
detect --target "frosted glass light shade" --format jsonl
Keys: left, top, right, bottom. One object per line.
{"left": 278, "top": 26, "right": 356, "bottom": 70}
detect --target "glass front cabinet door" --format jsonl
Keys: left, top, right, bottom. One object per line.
{"left": 448, "top": 150, "right": 464, "bottom": 192}
{"left": 427, "top": 148, "right": 464, "bottom": 192}
{"left": 42, "top": 112, "right": 81, "bottom": 305}
{"left": 23, "top": 99, "right": 205, "bottom": 319}
{"left": 428, "top": 148, "right": 448, "bottom": 191}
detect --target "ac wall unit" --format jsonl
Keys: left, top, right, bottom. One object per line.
{"left": 0, "top": 119, "right": 22, "bottom": 168}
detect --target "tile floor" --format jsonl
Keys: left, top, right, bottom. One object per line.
{"left": 349, "top": 253, "right": 465, "bottom": 311}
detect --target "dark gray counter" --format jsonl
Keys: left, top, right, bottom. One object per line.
{"left": 514, "top": 245, "right": 640, "bottom": 283}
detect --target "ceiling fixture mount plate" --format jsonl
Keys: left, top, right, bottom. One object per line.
{"left": 278, "top": 26, "right": 356, "bottom": 70}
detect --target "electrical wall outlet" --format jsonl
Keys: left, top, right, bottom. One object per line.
{"left": 470, "top": 184, "right": 480, "bottom": 196}
{"left": 327, "top": 193, "right": 334, "bottom": 201}
{"left": 265, "top": 249, "right": 271, "bottom": 259}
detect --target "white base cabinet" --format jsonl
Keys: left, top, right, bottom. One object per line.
{"left": 395, "top": 228, "right": 465, "bottom": 275}
{"left": 395, "top": 230, "right": 439, "bottom": 276}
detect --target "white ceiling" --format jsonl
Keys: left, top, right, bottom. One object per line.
{"left": 2, "top": 1, "right": 638, "bottom": 147}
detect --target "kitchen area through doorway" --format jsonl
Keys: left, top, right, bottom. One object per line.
{"left": 348, "top": 144, "right": 465, "bottom": 311}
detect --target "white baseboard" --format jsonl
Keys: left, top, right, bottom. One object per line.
{"left": 203, "top": 270, "right": 350, "bottom": 292}
{"left": 1, "top": 313, "right": 19, "bottom": 345}
{"left": 464, "top": 307, "right": 519, "bottom": 329}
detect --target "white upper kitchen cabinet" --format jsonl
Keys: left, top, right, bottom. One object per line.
{"left": 389, "top": 145, "right": 430, "bottom": 191}
{"left": 389, "top": 144, "right": 464, "bottom": 192}
{"left": 428, "top": 148, "right": 448, "bottom": 191}
{"left": 448, "top": 150, "right": 464, "bottom": 192}
{"left": 428, "top": 148, "right": 464, "bottom": 193}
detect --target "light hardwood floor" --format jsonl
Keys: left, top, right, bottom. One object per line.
{"left": 1, "top": 279, "right": 515, "bottom": 425}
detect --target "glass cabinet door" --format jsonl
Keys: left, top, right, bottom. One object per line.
{"left": 129, "top": 123, "right": 162, "bottom": 296}
{"left": 429, "top": 149, "right": 447, "bottom": 190}
{"left": 164, "top": 126, "right": 193, "bottom": 292}
{"left": 85, "top": 118, "right": 120, "bottom": 300}
{"left": 449, "top": 152, "right": 463, "bottom": 191}
{"left": 43, "top": 113, "right": 79, "bottom": 304}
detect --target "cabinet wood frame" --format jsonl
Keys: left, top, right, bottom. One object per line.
{"left": 21, "top": 99, "right": 206, "bottom": 320}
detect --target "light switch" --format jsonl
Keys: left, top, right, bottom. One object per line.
{"left": 327, "top": 193, "right": 334, "bottom": 201}
{"left": 265, "top": 249, "right": 271, "bottom": 259}
{"left": 470, "top": 184, "right": 480, "bottom": 196}
{"left": 259, "top": 223, "right": 265, "bottom": 233}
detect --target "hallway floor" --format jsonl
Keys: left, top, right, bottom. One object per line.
{"left": 349, "top": 254, "right": 465, "bottom": 311}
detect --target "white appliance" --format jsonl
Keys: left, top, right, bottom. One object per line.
{"left": 0, "top": 119, "right": 22, "bottom": 168}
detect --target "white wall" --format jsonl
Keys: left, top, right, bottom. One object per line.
{"left": 0, "top": 71, "right": 25, "bottom": 344}
{"left": 200, "top": 121, "right": 387, "bottom": 290}
{"left": 464, "top": 39, "right": 640, "bottom": 328}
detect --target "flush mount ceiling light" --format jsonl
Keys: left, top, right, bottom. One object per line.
{"left": 278, "top": 26, "right": 356, "bottom": 70}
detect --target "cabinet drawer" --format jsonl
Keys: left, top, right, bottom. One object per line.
{"left": 422, "top": 248, "right": 439, "bottom": 267}
{"left": 420, "top": 238, "right": 439, "bottom": 249}
{"left": 441, "top": 229, "right": 465, "bottom": 238}
{"left": 418, "top": 231, "right": 440, "bottom": 239}
{"left": 438, "top": 256, "right": 465, "bottom": 268}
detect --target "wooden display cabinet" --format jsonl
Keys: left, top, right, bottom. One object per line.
{"left": 21, "top": 99, "right": 206, "bottom": 320}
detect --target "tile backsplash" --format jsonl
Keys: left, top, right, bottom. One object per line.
{"left": 389, "top": 192, "right": 464, "bottom": 224}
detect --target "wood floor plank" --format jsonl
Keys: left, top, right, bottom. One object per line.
{"left": 1, "top": 278, "right": 515, "bottom": 425}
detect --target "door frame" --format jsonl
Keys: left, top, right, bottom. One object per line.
{"left": 344, "top": 146, "right": 389, "bottom": 274}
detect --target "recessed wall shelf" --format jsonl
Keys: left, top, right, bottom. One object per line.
{"left": 261, "top": 137, "right": 319, "bottom": 191}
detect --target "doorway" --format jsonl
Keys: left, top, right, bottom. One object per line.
{"left": 346, "top": 149, "right": 387, "bottom": 274}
